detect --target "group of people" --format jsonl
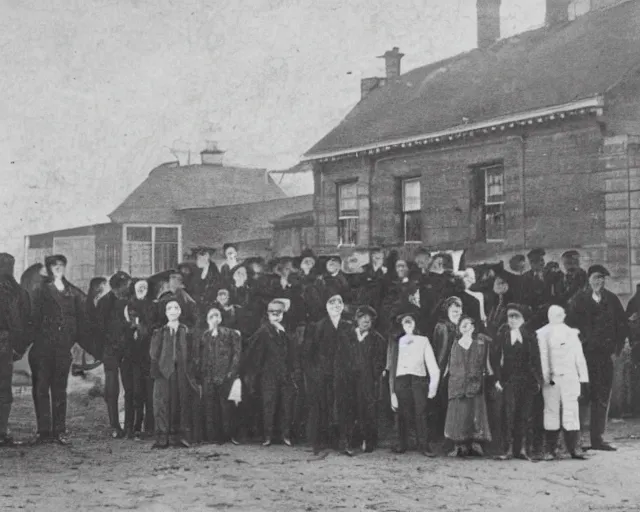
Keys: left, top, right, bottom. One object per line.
{"left": 0, "top": 243, "right": 638, "bottom": 463}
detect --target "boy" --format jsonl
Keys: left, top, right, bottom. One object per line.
{"left": 150, "top": 297, "right": 200, "bottom": 449}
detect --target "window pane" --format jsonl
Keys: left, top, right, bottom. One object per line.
{"left": 404, "top": 211, "right": 422, "bottom": 242}
{"left": 485, "top": 166, "right": 504, "bottom": 203}
{"left": 123, "top": 242, "right": 152, "bottom": 276}
{"left": 155, "top": 227, "right": 179, "bottom": 243}
{"left": 339, "top": 183, "right": 358, "bottom": 213}
{"left": 403, "top": 179, "right": 421, "bottom": 212}
{"left": 338, "top": 218, "right": 358, "bottom": 246}
{"left": 154, "top": 242, "right": 179, "bottom": 272}
{"left": 126, "top": 226, "right": 152, "bottom": 242}
{"left": 485, "top": 203, "right": 505, "bottom": 240}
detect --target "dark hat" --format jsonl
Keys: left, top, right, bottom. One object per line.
{"left": 505, "top": 302, "right": 532, "bottom": 321}
{"left": 160, "top": 294, "right": 181, "bottom": 308}
{"left": 109, "top": 271, "right": 131, "bottom": 291}
{"left": 325, "top": 292, "right": 344, "bottom": 305}
{"left": 396, "top": 311, "right": 417, "bottom": 324}
{"left": 0, "top": 253, "right": 15, "bottom": 276}
{"left": 45, "top": 254, "right": 67, "bottom": 269}
{"left": 588, "top": 264, "right": 610, "bottom": 278}
{"left": 355, "top": 305, "right": 377, "bottom": 319}
{"left": 223, "top": 243, "right": 238, "bottom": 253}
{"left": 300, "top": 248, "right": 317, "bottom": 261}
{"left": 561, "top": 250, "right": 580, "bottom": 260}
{"left": 527, "top": 248, "right": 546, "bottom": 260}
{"left": 168, "top": 268, "right": 183, "bottom": 277}
{"left": 508, "top": 254, "right": 526, "bottom": 270}
{"left": 325, "top": 254, "right": 342, "bottom": 264}
{"left": 369, "top": 246, "right": 384, "bottom": 254}
{"left": 193, "top": 246, "right": 216, "bottom": 256}
{"left": 230, "top": 263, "right": 247, "bottom": 276}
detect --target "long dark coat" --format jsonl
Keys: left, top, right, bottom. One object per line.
{"left": 0, "top": 274, "right": 30, "bottom": 356}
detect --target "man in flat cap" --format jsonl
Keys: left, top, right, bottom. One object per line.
{"left": 567, "top": 265, "right": 629, "bottom": 451}
{"left": 522, "top": 249, "right": 554, "bottom": 330}
{"left": 0, "top": 253, "right": 30, "bottom": 446}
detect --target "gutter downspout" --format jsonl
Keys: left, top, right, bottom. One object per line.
{"left": 627, "top": 140, "right": 633, "bottom": 294}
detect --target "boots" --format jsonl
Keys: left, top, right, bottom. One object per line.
{"left": 564, "top": 430, "right": 587, "bottom": 460}
{"left": 542, "top": 430, "right": 560, "bottom": 461}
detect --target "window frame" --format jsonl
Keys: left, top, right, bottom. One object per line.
{"left": 336, "top": 181, "right": 359, "bottom": 247}
{"left": 121, "top": 223, "right": 182, "bottom": 275}
{"left": 401, "top": 177, "right": 422, "bottom": 244}
{"left": 480, "top": 163, "right": 506, "bottom": 243}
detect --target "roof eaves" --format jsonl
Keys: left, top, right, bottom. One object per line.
{"left": 302, "top": 95, "right": 605, "bottom": 162}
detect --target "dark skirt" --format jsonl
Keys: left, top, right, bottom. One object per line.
{"left": 444, "top": 394, "right": 492, "bottom": 443}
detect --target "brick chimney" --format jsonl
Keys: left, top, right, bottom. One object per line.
{"left": 546, "top": 0, "right": 571, "bottom": 26}
{"left": 377, "top": 47, "right": 404, "bottom": 79}
{"left": 200, "top": 141, "right": 224, "bottom": 166}
{"left": 476, "top": 0, "right": 501, "bottom": 49}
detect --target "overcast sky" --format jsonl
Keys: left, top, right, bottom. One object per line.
{"left": 0, "top": 0, "right": 545, "bottom": 269}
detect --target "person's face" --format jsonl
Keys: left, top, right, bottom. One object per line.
{"left": 326, "top": 296, "right": 344, "bottom": 316}
{"left": 217, "top": 290, "right": 230, "bottom": 306}
{"left": 326, "top": 260, "right": 341, "bottom": 275}
{"left": 300, "top": 257, "right": 315, "bottom": 274}
{"left": 166, "top": 301, "right": 181, "bottom": 322}
{"left": 207, "top": 308, "right": 222, "bottom": 330}
{"left": 448, "top": 304, "right": 462, "bottom": 324}
{"left": 507, "top": 310, "right": 524, "bottom": 330}
{"left": 279, "top": 262, "right": 294, "bottom": 279}
{"left": 251, "top": 263, "right": 263, "bottom": 278}
{"left": 530, "top": 257, "right": 545, "bottom": 272}
{"left": 51, "top": 262, "right": 66, "bottom": 279}
{"left": 196, "top": 253, "right": 209, "bottom": 269}
{"left": 357, "top": 314, "right": 373, "bottom": 332}
{"left": 233, "top": 267, "right": 248, "bottom": 286}
{"left": 395, "top": 260, "right": 408, "bottom": 279}
{"left": 409, "top": 289, "right": 421, "bottom": 307}
{"left": 589, "top": 272, "right": 606, "bottom": 293}
{"left": 493, "top": 277, "right": 509, "bottom": 295}
{"left": 267, "top": 303, "right": 285, "bottom": 324}
{"left": 225, "top": 247, "right": 238, "bottom": 261}
{"left": 431, "top": 257, "right": 444, "bottom": 273}
{"left": 401, "top": 316, "right": 415, "bottom": 335}
{"left": 134, "top": 281, "right": 148, "bottom": 300}
{"left": 169, "top": 275, "right": 182, "bottom": 292}
{"left": 371, "top": 251, "right": 384, "bottom": 268}
{"left": 459, "top": 318, "right": 475, "bottom": 336}
{"left": 415, "top": 254, "right": 430, "bottom": 271}
{"left": 562, "top": 257, "right": 579, "bottom": 273}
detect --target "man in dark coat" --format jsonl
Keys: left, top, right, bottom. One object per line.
{"left": 304, "top": 293, "right": 352, "bottom": 454}
{"left": 567, "top": 265, "right": 629, "bottom": 451}
{"left": 316, "top": 256, "right": 353, "bottom": 307}
{"left": 334, "top": 306, "right": 386, "bottom": 455}
{"left": 521, "top": 249, "right": 554, "bottom": 330}
{"left": 353, "top": 248, "right": 387, "bottom": 315}
{"left": 97, "top": 271, "right": 132, "bottom": 438}
{"left": 28, "top": 254, "right": 94, "bottom": 445}
{"left": 157, "top": 271, "right": 198, "bottom": 329}
{"left": 506, "top": 254, "right": 527, "bottom": 305}
{"left": 557, "top": 250, "right": 588, "bottom": 306}
{"left": 247, "top": 299, "right": 298, "bottom": 447}
{"left": 491, "top": 303, "right": 543, "bottom": 460}
{"left": 190, "top": 247, "right": 221, "bottom": 328}
{"left": 0, "top": 253, "right": 30, "bottom": 446}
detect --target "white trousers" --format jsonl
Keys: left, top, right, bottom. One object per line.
{"left": 542, "top": 379, "right": 580, "bottom": 431}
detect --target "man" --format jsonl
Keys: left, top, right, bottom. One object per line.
{"left": 567, "top": 265, "right": 628, "bottom": 451}
{"left": 97, "top": 271, "right": 132, "bottom": 438}
{"left": 521, "top": 249, "right": 553, "bottom": 330}
{"left": 160, "top": 270, "right": 198, "bottom": 329}
{"left": 190, "top": 247, "right": 221, "bottom": 328}
{"left": 506, "top": 254, "right": 527, "bottom": 305}
{"left": 557, "top": 250, "right": 588, "bottom": 306}
{"left": 317, "top": 255, "right": 352, "bottom": 307}
{"left": 0, "top": 253, "right": 30, "bottom": 446}
{"left": 354, "top": 248, "right": 387, "bottom": 316}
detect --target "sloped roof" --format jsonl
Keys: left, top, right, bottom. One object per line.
{"left": 305, "top": 0, "right": 640, "bottom": 158}
{"left": 109, "top": 162, "right": 286, "bottom": 224}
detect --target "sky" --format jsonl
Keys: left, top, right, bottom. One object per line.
{"left": 0, "top": 0, "right": 546, "bottom": 272}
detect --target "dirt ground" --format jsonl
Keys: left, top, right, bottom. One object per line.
{"left": 2, "top": 375, "right": 640, "bottom": 512}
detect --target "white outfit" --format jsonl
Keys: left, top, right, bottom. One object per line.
{"left": 395, "top": 334, "right": 440, "bottom": 398}
{"left": 537, "top": 322, "right": 589, "bottom": 431}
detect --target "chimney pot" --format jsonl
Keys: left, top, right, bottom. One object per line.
{"left": 546, "top": 0, "right": 571, "bottom": 26}
{"left": 377, "top": 47, "right": 404, "bottom": 79}
{"left": 476, "top": 0, "right": 501, "bottom": 49}
{"left": 201, "top": 140, "right": 225, "bottom": 166}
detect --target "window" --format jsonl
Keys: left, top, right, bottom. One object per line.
{"left": 337, "top": 182, "right": 358, "bottom": 246}
{"left": 402, "top": 178, "right": 422, "bottom": 243}
{"left": 480, "top": 164, "right": 506, "bottom": 241}
{"left": 122, "top": 225, "right": 181, "bottom": 276}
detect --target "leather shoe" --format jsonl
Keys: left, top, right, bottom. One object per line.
{"left": 29, "top": 433, "right": 51, "bottom": 446}
{"left": 54, "top": 434, "right": 70, "bottom": 446}
{"left": 0, "top": 435, "right": 16, "bottom": 447}
{"left": 591, "top": 442, "right": 616, "bottom": 451}
{"left": 152, "top": 440, "right": 169, "bottom": 449}
{"left": 283, "top": 437, "right": 293, "bottom": 448}
{"left": 262, "top": 438, "right": 272, "bottom": 447}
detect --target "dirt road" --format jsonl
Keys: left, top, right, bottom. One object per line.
{"left": 2, "top": 376, "right": 640, "bottom": 512}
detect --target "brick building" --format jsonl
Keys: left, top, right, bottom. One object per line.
{"left": 303, "top": 0, "right": 640, "bottom": 297}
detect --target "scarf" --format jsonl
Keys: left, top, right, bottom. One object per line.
{"left": 458, "top": 333, "right": 473, "bottom": 350}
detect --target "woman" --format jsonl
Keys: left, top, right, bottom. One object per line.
{"left": 197, "top": 305, "right": 242, "bottom": 445}
{"left": 444, "top": 316, "right": 493, "bottom": 457}
{"left": 125, "top": 278, "right": 156, "bottom": 438}
{"left": 72, "top": 277, "right": 108, "bottom": 376}
{"left": 388, "top": 311, "right": 440, "bottom": 457}
{"left": 29, "top": 254, "right": 93, "bottom": 445}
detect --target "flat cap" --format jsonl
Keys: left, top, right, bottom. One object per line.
{"left": 588, "top": 264, "right": 610, "bottom": 278}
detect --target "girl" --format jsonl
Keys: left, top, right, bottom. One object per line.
{"left": 444, "top": 316, "right": 493, "bottom": 457}
{"left": 220, "top": 243, "right": 240, "bottom": 286}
